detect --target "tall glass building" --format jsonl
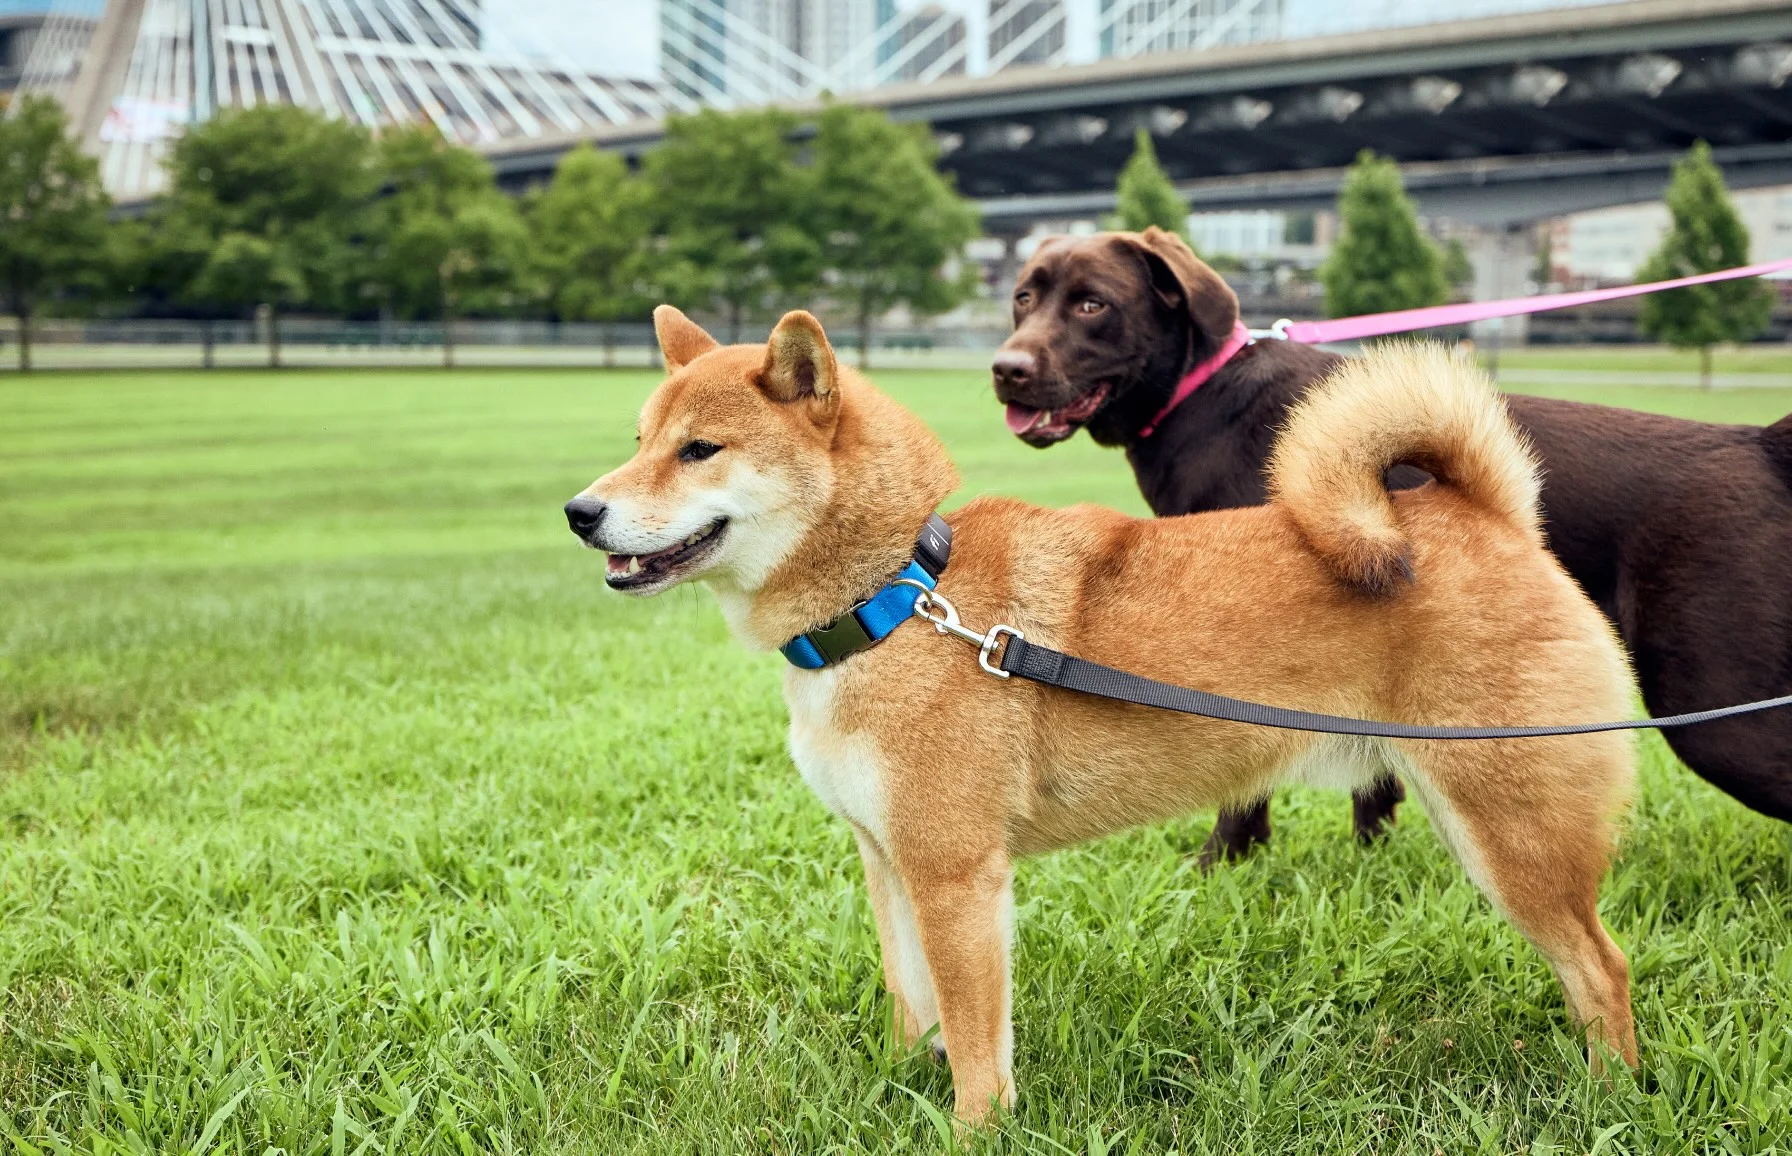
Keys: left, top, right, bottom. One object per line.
{"left": 0, "top": 0, "right": 73, "bottom": 95}
{"left": 659, "top": 0, "right": 1291, "bottom": 104}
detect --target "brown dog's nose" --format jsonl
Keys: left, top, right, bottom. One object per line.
{"left": 564, "top": 495, "right": 607, "bottom": 541}
{"left": 992, "top": 349, "right": 1035, "bottom": 392}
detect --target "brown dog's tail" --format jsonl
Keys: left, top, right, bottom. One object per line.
{"left": 1268, "top": 342, "right": 1542, "bottom": 593}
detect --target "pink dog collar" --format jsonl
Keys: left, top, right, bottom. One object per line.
{"left": 1137, "top": 320, "right": 1252, "bottom": 439}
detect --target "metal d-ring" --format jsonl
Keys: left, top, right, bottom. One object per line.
{"left": 979, "top": 624, "right": 1023, "bottom": 679}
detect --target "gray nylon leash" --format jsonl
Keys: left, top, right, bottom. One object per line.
{"left": 891, "top": 581, "right": 1792, "bottom": 740}
{"left": 996, "top": 635, "right": 1792, "bottom": 740}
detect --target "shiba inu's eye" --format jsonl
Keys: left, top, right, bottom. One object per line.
{"left": 1077, "top": 297, "right": 1106, "bottom": 315}
{"left": 678, "top": 439, "right": 723, "bottom": 463}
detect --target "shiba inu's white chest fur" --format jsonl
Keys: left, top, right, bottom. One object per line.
{"left": 783, "top": 666, "right": 890, "bottom": 845}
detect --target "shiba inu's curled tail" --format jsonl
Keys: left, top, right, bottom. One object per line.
{"left": 1268, "top": 342, "right": 1542, "bottom": 593}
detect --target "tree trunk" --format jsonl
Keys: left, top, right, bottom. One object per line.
{"left": 1700, "top": 345, "right": 1713, "bottom": 390}
{"left": 858, "top": 300, "right": 873, "bottom": 371}
{"left": 268, "top": 307, "right": 281, "bottom": 370}
{"left": 16, "top": 308, "right": 30, "bottom": 373}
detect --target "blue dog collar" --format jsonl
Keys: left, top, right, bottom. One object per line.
{"left": 780, "top": 514, "right": 952, "bottom": 669}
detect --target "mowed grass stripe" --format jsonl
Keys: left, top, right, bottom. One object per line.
{"left": 0, "top": 368, "right": 1789, "bottom": 1152}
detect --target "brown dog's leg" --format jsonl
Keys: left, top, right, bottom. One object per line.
{"left": 855, "top": 831, "right": 937, "bottom": 1052}
{"left": 1351, "top": 774, "right": 1406, "bottom": 844}
{"left": 903, "top": 852, "right": 1016, "bottom": 1123}
{"left": 1197, "top": 800, "right": 1272, "bottom": 869}
{"left": 1411, "top": 745, "right": 1636, "bottom": 1069}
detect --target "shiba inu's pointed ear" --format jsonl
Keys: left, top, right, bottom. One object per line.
{"left": 759, "top": 311, "right": 838, "bottom": 404}
{"left": 654, "top": 305, "right": 719, "bottom": 371}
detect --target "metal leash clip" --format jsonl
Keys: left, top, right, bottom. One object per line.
{"left": 891, "top": 579, "right": 1025, "bottom": 678}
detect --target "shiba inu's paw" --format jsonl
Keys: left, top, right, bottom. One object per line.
{"left": 952, "top": 1080, "right": 1016, "bottom": 1128}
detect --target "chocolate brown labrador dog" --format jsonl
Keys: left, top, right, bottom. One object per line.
{"left": 993, "top": 226, "right": 1792, "bottom": 865}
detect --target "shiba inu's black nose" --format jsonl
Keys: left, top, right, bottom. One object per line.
{"left": 564, "top": 496, "right": 607, "bottom": 540}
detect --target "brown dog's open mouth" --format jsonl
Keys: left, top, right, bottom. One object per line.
{"left": 1004, "top": 383, "right": 1111, "bottom": 445}
{"left": 605, "top": 518, "right": 728, "bottom": 590}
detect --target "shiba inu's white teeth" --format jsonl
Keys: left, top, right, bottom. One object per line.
{"left": 686, "top": 530, "right": 704, "bottom": 545}
{"left": 627, "top": 556, "right": 642, "bottom": 575}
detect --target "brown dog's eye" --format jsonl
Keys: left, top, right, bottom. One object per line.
{"left": 1077, "top": 298, "right": 1105, "bottom": 315}
{"left": 1013, "top": 290, "right": 1033, "bottom": 308}
{"left": 678, "top": 440, "right": 722, "bottom": 463}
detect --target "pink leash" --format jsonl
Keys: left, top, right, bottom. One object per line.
{"left": 1282, "top": 256, "right": 1792, "bottom": 345}
{"left": 1138, "top": 257, "right": 1792, "bottom": 437}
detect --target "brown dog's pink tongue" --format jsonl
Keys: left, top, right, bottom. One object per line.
{"left": 1006, "top": 403, "right": 1048, "bottom": 435}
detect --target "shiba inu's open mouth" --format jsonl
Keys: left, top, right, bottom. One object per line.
{"left": 1003, "top": 382, "right": 1111, "bottom": 445}
{"left": 605, "top": 518, "right": 728, "bottom": 590}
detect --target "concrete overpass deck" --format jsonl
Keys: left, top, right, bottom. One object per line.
{"left": 484, "top": 0, "right": 1792, "bottom": 227}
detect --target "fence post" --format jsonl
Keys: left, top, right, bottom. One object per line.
{"left": 202, "top": 320, "right": 215, "bottom": 369}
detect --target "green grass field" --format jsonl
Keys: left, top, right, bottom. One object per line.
{"left": 3, "top": 366, "right": 1792, "bottom": 1154}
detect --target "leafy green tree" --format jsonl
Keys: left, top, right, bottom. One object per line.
{"left": 156, "top": 105, "right": 374, "bottom": 366}
{"left": 0, "top": 95, "right": 110, "bottom": 371}
{"left": 809, "top": 102, "right": 980, "bottom": 368}
{"left": 194, "top": 234, "right": 304, "bottom": 365}
{"left": 527, "top": 145, "right": 651, "bottom": 364}
{"left": 1321, "top": 150, "right": 1447, "bottom": 321}
{"left": 1112, "top": 129, "right": 1189, "bottom": 244}
{"left": 364, "top": 125, "right": 528, "bottom": 368}
{"left": 1638, "top": 140, "right": 1774, "bottom": 388}
{"left": 645, "top": 108, "right": 817, "bottom": 341}
{"left": 1441, "top": 238, "right": 1475, "bottom": 291}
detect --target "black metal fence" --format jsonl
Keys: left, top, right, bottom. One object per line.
{"left": 8, "top": 296, "right": 1792, "bottom": 372}
{"left": 0, "top": 317, "right": 1024, "bottom": 371}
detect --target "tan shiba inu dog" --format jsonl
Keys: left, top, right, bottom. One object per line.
{"left": 566, "top": 305, "right": 1638, "bottom": 1123}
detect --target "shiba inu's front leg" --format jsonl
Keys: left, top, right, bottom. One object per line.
{"left": 854, "top": 830, "right": 939, "bottom": 1052}
{"left": 903, "top": 851, "right": 1016, "bottom": 1123}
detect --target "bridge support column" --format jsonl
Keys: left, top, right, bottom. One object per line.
{"left": 1466, "top": 225, "right": 1536, "bottom": 345}
{"left": 64, "top": 0, "right": 148, "bottom": 151}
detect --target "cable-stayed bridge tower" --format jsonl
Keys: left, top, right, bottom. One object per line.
{"left": 15, "top": 0, "right": 676, "bottom": 197}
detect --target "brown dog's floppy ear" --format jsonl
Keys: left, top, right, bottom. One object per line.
{"left": 654, "top": 305, "right": 720, "bottom": 371}
{"left": 758, "top": 310, "right": 838, "bottom": 404}
{"left": 1130, "top": 226, "right": 1240, "bottom": 344}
